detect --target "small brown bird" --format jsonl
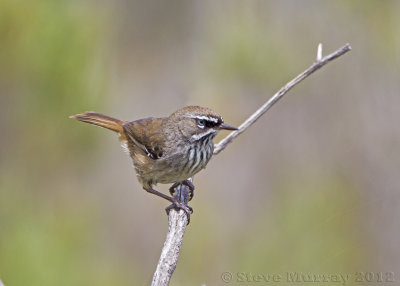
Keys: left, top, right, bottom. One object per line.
{"left": 70, "top": 106, "right": 237, "bottom": 220}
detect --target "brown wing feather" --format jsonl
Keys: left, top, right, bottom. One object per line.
{"left": 122, "top": 117, "right": 166, "bottom": 159}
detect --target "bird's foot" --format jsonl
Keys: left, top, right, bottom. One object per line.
{"left": 169, "top": 180, "right": 195, "bottom": 201}
{"left": 165, "top": 200, "right": 193, "bottom": 225}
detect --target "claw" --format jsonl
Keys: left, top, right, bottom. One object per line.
{"left": 169, "top": 182, "right": 179, "bottom": 196}
{"left": 165, "top": 200, "right": 193, "bottom": 225}
{"left": 169, "top": 180, "right": 195, "bottom": 201}
{"left": 182, "top": 180, "right": 195, "bottom": 191}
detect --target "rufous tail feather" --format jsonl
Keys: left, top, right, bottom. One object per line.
{"left": 70, "top": 112, "right": 127, "bottom": 140}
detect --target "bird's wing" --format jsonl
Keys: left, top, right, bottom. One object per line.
{"left": 122, "top": 117, "right": 166, "bottom": 159}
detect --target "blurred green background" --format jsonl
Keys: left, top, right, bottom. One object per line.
{"left": 1, "top": 0, "right": 399, "bottom": 285}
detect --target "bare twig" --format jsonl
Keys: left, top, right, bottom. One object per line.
{"left": 214, "top": 43, "right": 351, "bottom": 155}
{"left": 152, "top": 181, "right": 190, "bottom": 286}
{"left": 151, "top": 43, "right": 351, "bottom": 286}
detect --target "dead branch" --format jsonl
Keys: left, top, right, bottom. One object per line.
{"left": 151, "top": 43, "right": 351, "bottom": 286}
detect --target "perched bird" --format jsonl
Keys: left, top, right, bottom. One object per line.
{"left": 70, "top": 106, "right": 237, "bottom": 221}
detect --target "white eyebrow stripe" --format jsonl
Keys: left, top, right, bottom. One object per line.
{"left": 188, "top": 115, "right": 219, "bottom": 123}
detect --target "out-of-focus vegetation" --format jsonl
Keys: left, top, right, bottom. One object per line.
{"left": 1, "top": 1, "right": 399, "bottom": 285}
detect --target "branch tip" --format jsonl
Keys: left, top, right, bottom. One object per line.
{"left": 213, "top": 43, "right": 351, "bottom": 155}
{"left": 317, "top": 43, "right": 323, "bottom": 61}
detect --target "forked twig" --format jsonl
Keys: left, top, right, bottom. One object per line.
{"left": 151, "top": 43, "right": 352, "bottom": 286}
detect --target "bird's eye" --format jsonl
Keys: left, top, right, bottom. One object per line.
{"left": 197, "top": 119, "right": 205, "bottom": 128}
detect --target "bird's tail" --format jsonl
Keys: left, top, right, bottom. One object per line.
{"left": 70, "top": 112, "right": 127, "bottom": 139}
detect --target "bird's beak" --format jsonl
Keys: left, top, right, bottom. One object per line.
{"left": 219, "top": 123, "right": 238, "bottom": 131}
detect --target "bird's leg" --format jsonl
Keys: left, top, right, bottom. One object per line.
{"left": 169, "top": 179, "right": 195, "bottom": 201}
{"left": 144, "top": 186, "right": 192, "bottom": 224}
{"left": 167, "top": 181, "right": 194, "bottom": 224}
{"left": 144, "top": 187, "right": 175, "bottom": 203}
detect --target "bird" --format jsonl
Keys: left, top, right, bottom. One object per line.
{"left": 70, "top": 106, "right": 237, "bottom": 222}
